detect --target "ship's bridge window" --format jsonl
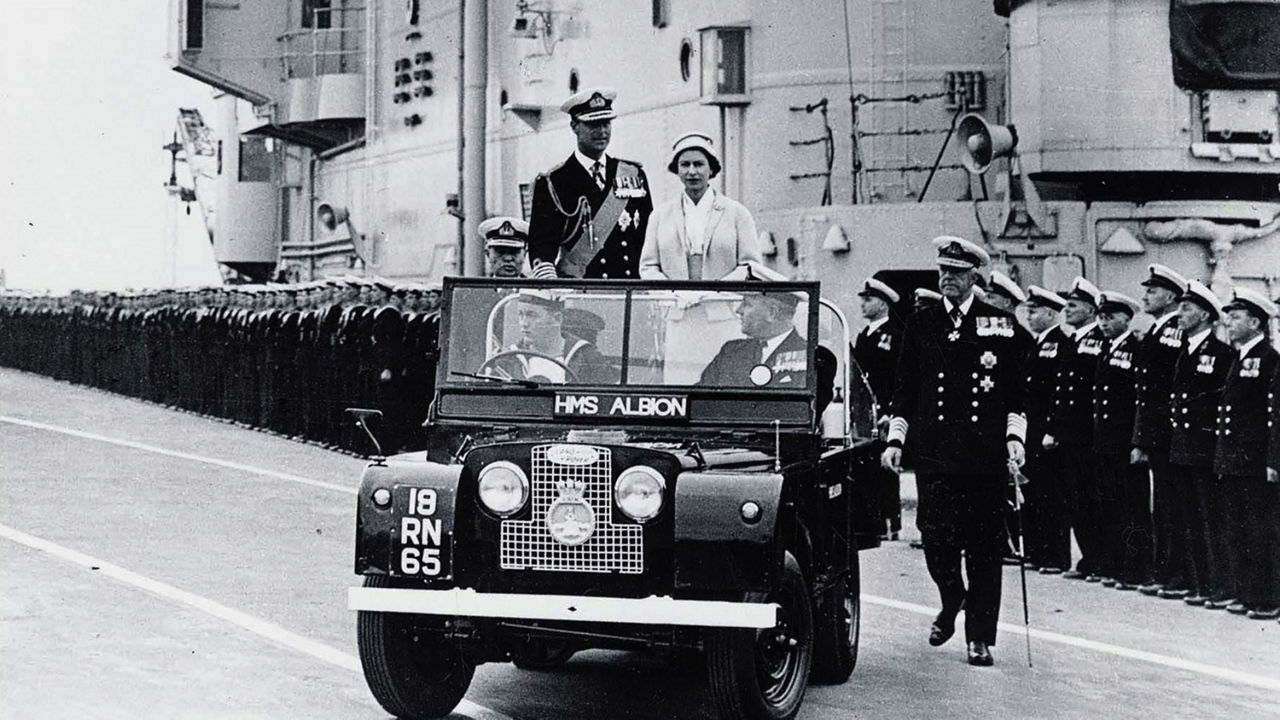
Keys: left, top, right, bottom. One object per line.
{"left": 239, "top": 137, "right": 276, "bottom": 183}
{"left": 302, "top": 0, "right": 332, "bottom": 30}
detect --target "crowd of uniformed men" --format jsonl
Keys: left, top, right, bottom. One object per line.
{"left": 853, "top": 257, "right": 1280, "bottom": 631}
{"left": 0, "top": 277, "right": 444, "bottom": 456}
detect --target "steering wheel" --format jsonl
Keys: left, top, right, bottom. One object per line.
{"left": 476, "top": 350, "right": 579, "bottom": 383}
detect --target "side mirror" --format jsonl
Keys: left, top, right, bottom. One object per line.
{"left": 344, "top": 407, "right": 385, "bottom": 458}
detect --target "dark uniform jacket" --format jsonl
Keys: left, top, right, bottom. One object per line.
{"left": 528, "top": 155, "right": 653, "bottom": 279}
{"left": 1132, "top": 311, "right": 1184, "bottom": 452}
{"left": 1168, "top": 331, "right": 1233, "bottom": 468}
{"left": 1270, "top": 365, "right": 1280, "bottom": 471}
{"left": 852, "top": 315, "right": 902, "bottom": 413}
{"left": 701, "top": 330, "right": 812, "bottom": 388}
{"left": 1052, "top": 322, "right": 1107, "bottom": 447}
{"left": 889, "top": 299, "right": 1028, "bottom": 475}
{"left": 1213, "top": 338, "right": 1280, "bottom": 477}
{"left": 1026, "top": 325, "right": 1070, "bottom": 453}
{"left": 1093, "top": 331, "right": 1140, "bottom": 454}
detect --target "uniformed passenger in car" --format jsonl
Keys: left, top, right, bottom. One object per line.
{"left": 483, "top": 290, "right": 614, "bottom": 384}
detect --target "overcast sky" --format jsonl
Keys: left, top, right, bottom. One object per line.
{"left": 0, "top": 1, "right": 223, "bottom": 292}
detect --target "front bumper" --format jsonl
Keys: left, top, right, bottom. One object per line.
{"left": 348, "top": 587, "right": 778, "bottom": 629}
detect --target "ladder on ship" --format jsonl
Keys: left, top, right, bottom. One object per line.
{"left": 867, "top": 0, "right": 913, "bottom": 201}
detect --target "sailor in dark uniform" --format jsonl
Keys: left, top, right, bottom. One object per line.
{"left": 1165, "top": 280, "right": 1232, "bottom": 606}
{"left": 854, "top": 278, "right": 904, "bottom": 539}
{"left": 489, "top": 290, "right": 614, "bottom": 384}
{"left": 1131, "top": 263, "right": 1191, "bottom": 597}
{"left": 1022, "top": 286, "right": 1071, "bottom": 574}
{"left": 1048, "top": 276, "right": 1106, "bottom": 581}
{"left": 527, "top": 87, "right": 652, "bottom": 279}
{"left": 1213, "top": 288, "right": 1280, "bottom": 618}
{"left": 984, "top": 271, "right": 1033, "bottom": 563}
{"left": 1091, "top": 291, "right": 1150, "bottom": 589}
{"left": 480, "top": 216, "right": 530, "bottom": 278}
{"left": 881, "top": 236, "right": 1028, "bottom": 667}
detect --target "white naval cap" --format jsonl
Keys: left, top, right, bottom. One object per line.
{"left": 478, "top": 216, "right": 529, "bottom": 250}
{"left": 857, "top": 277, "right": 900, "bottom": 304}
{"left": 1065, "top": 276, "right": 1102, "bottom": 307}
{"left": 1180, "top": 279, "right": 1224, "bottom": 318}
{"left": 1141, "top": 263, "right": 1189, "bottom": 295}
{"left": 914, "top": 287, "right": 944, "bottom": 302}
{"left": 931, "top": 235, "right": 991, "bottom": 270}
{"left": 1222, "top": 286, "right": 1279, "bottom": 320}
{"left": 561, "top": 87, "right": 618, "bottom": 122}
{"left": 1098, "top": 290, "right": 1141, "bottom": 316}
{"left": 988, "top": 270, "right": 1027, "bottom": 304}
{"left": 1025, "top": 285, "right": 1067, "bottom": 311}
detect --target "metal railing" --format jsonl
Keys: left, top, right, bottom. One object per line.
{"left": 280, "top": 5, "right": 365, "bottom": 80}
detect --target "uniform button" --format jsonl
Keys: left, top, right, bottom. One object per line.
{"left": 938, "top": 400, "right": 945, "bottom": 407}
{"left": 602, "top": 273, "right": 609, "bottom": 278}
{"left": 620, "top": 241, "right": 627, "bottom": 247}
{"left": 1181, "top": 408, "right": 1188, "bottom": 414}
{"left": 972, "top": 400, "right": 979, "bottom": 407}
{"left": 937, "top": 414, "right": 945, "bottom": 421}
{"left": 1183, "top": 423, "right": 1190, "bottom": 428}
{"left": 937, "top": 386, "right": 945, "bottom": 392}
{"left": 938, "top": 373, "right": 945, "bottom": 379}
{"left": 1102, "top": 399, "right": 1109, "bottom": 405}
{"left": 1225, "top": 429, "right": 1232, "bottom": 436}
{"left": 1224, "top": 405, "right": 1231, "bottom": 411}
{"left": 601, "top": 258, "right": 607, "bottom": 264}
{"left": 1224, "top": 417, "right": 1230, "bottom": 423}
{"left": 972, "top": 373, "right": 979, "bottom": 379}
{"left": 1103, "top": 413, "right": 1109, "bottom": 419}
{"left": 971, "top": 415, "right": 979, "bottom": 422}
{"left": 622, "top": 254, "right": 629, "bottom": 261}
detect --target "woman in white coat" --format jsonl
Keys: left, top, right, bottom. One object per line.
{"left": 639, "top": 132, "right": 761, "bottom": 280}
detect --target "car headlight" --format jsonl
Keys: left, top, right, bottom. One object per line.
{"left": 614, "top": 465, "right": 665, "bottom": 522}
{"left": 477, "top": 461, "right": 529, "bottom": 517}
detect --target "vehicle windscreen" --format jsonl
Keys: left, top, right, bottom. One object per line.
{"left": 444, "top": 286, "right": 815, "bottom": 389}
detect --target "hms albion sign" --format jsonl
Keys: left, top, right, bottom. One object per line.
{"left": 554, "top": 393, "right": 689, "bottom": 420}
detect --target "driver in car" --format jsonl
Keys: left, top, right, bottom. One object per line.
{"left": 699, "top": 288, "right": 836, "bottom": 412}
{"left": 486, "top": 290, "right": 613, "bottom": 383}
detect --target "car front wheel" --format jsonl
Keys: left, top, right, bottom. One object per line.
{"left": 356, "top": 575, "right": 474, "bottom": 720}
{"left": 811, "top": 551, "right": 860, "bottom": 684}
{"left": 706, "top": 551, "right": 813, "bottom": 720}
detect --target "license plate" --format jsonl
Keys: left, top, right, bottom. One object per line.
{"left": 391, "top": 486, "right": 452, "bottom": 578}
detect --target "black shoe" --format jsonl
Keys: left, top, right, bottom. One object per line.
{"left": 1184, "top": 594, "right": 1209, "bottom": 606}
{"left": 1138, "top": 583, "right": 1164, "bottom": 596}
{"left": 1158, "top": 588, "right": 1190, "bottom": 600}
{"left": 1247, "top": 607, "right": 1280, "bottom": 620}
{"left": 1038, "top": 566, "right": 1063, "bottom": 575}
{"left": 909, "top": 540, "right": 925, "bottom": 550}
{"left": 929, "top": 618, "right": 956, "bottom": 647}
{"left": 1205, "top": 596, "right": 1237, "bottom": 610}
{"left": 1115, "top": 582, "right": 1138, "bottom": 591}
{"left": 967, "top": 641, "right": 994, "bottom": 667}
{"left": 1226, "top": 602, "right": 1250, "bottom": 615}
{"left": 1062, "top": 570, "right": 1086, "bottom": 580}
{"left": 1084, "top": 575, "right": 1103, "bottom": 583}
{"left": 1100, "top": 577, "right": 1117, "bottom": 587}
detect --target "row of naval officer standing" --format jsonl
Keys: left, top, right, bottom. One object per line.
{"left": 855, "top": 238, "right": 1280, "bottom": 668}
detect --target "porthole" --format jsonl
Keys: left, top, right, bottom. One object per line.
{"left": 679, "top": 39, "right": 694, "bottom": 82}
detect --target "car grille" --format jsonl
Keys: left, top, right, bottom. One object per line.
{"left": 500, "top": 444, "right": 644, "bottom": 574}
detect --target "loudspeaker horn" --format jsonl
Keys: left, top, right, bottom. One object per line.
{"left": 956, "top": 113, "right": 1017, "bottom": 175}
{"left": 316, "top": 203, "right": 349, "bottom": 231}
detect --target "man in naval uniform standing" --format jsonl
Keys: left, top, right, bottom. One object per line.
{"left": 1021, "top": 286, "right": 1071, "bottom": 574}
{"left": 1132, "top": 264, "right": 1190, "bottom": 597}
{"left": 1212, "top": 288, "right": 1279, "bottom": 619}
{"left": 1165, "top": 280, "right": 1232, "bottom": 607}
{"left": 881, "top": 236, "right": 1028, "bottom": 667}
{"left": 527, "top": 87, "right": 652, "bottom": 279}
{"left": 854, "top": 278, "right": 904, "bottom": 540}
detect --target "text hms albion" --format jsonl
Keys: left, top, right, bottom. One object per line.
{"left": 554, "top": 393, "right": 689, "bottom": 420}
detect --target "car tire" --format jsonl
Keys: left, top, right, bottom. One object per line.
{"left": 810, "top": 551, "right": 860, "bottom": 684}
{"left": 510, "top": 638, "right": 577, "bottom": 670}
{"left": 706, "top": 551, "right": 813, "bottom": 720}
{"left": 356, "top": 575, "right": 475, "bottom": 720}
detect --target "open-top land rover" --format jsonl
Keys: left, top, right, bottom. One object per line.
{"left": 348, "top": 276, "right": 883, "bottom": 720}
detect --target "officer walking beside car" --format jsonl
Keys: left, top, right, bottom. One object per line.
{"left": 881, "top": 236, "right": 1028, "bottom": 667}
{"left": 853, "top": 277, "right": 903, "bottom": 540}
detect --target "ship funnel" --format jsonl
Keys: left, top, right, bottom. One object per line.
{"left": 956, "top": 114, "right": 1017, "bottom": 175}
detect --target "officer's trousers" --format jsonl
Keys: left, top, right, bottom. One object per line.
{"left": 1024, "top": 446, "right": 1070, "bottom": 570}
{"left": 1095, "top": 453, "right": 1153, "bottom": 584}
{"left": 1061, "top": 441, "right": 1100, "bottom": 574}
{"left": 1232, "top": 475, "right": 1280, "bottom": 608}
{"left": 1173, "top": 462, "right": 1222, "bottom": 597}
{"left": 916, "top": 472, "right": 1005, "bottom": 645}
{"left": 1151, "top": 453, "right": 1190, "bottom": 589}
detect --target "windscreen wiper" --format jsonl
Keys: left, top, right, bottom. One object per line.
{"left": 449, "top": 371, "right": 541, "bottom": 389}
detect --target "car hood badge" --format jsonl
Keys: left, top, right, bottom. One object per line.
{"left": 546, "top": 480, "right": 595, "bottom": 546}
